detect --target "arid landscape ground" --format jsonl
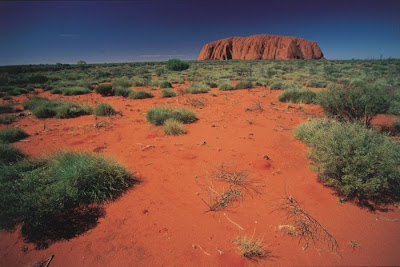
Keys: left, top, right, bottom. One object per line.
{"left": 0, "top": 59, "right": 399, "bottom": 266}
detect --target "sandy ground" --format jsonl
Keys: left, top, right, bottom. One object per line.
{"left": 1, "top": 85, "right": 399, "bottom": 266}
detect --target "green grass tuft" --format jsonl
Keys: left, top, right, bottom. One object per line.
{"left": 146, "top": 106, "right": 197, "bottom": 125}
{"left": 161, "top": 89, "right": 177, "bottom": 98}
{"left": 94, "top": 103, "right": 117, "bottom": 116}
{"left": 162, "top": 118, "right": 187, "bottom": 135}
{"left": 129, "top": 90, "right": 154, "bottom": 99}
{"left": 0, "top": 128, "right": 29, "bottom": 143}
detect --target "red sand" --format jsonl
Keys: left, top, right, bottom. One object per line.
{"left": 1, "top": 86, "right": 399, "bottom": 266}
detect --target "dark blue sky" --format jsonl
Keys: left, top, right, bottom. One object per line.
{"left": 1, "top": 0, "right": 399, "bottom": 65}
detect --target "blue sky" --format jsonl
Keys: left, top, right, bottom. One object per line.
{"left": 0, "top": 0, "right": 399, "bottom": 65}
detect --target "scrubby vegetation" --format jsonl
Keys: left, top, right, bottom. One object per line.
{"left": 0, "top": 144, "right": 26, "bottom": 164}
{"left": 162, "top": 118, "right": 187, "bottom": 135}
{"left": 235, "top": 80, "right": 253, "bottom": 89}
{"left": 218, "top": 81, "right": 234, "bottom": 91}
{"left": 166, "top": 58, "right": 189, "bottom": 71}
{"left": 129, "top": 90, "right": 154, "bottom": 99}
{"left": 61, "top": 87, "right": 90, "bottom": 96}
{"left": 295, "top": 119, "right": 400, "bottom": 202}
{"left": 23, "top": 96, "right": 91, "bottom": 119}
{"left": 161, "top": 89, "right": 177, "bottom": 98}
{"left": 0, "top": 150, "right": 136, "bottom": 247}
{"left": 0, "top": 115, "right": 16, "bottom": 124}
{"left": 0, "top": 104, "right": 17, "bottom": 114}
{"left": 278, "top": 89, "right": 318, "bottom": 104}
{"left": 94, "top": 103, "right": 117, "bottom": 116}
{"left": 0, "top": 128, "right": 29, "bottom": 143}
{"left": 114, "top": 87, "right": 132, "bottom": 97}
{"left": 159, "top": 81, "right": 173, "bottom": 88}
{"left": 95, "top": 84, "right": 114, "bottom": 96}
{"left": 185, "top": 82, "right": 209, "bottom": 94}
{"left": 146, "top": 106, "right": 197, "bottom": 125}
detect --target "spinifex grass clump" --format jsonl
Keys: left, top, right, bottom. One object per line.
{"left": 218, "top": 81, "right": 234, "bottom": 91}
{"left": 161, "top": 89, "right": 177, "bottom": 98}
{"left": 166, "top": 58, "right": 189, "bottom": 71}
{"left": 0, "top": 150, "right": 137, "bottom": 247}
{"left": 0, "top": 104, "right": 17, "bottom": 114}
{"left": 159, "top": 81, "right": 173, "bottom": 88}
{"left": 0, "top": 128, "right": 29, "bottom": 143}
{"left": 23, "top": 96, "right": 91, "bottom": 119}
{"left": 94, "top": 103, "right": 117, "bottom": 116}
{"left": 233, "top": 236, "right": 269, "bottom": 259}
{"left": 95, "top": 84, "right": 113, "bottom": 96}
{"left": 129, "top": 90, "right": 154, "bottom": 99}
{"left": 278, "top": 89, "right": 318, "bottom": 104}
{"left": 235, "top": 80, "right": 253, "bottom": 89}
{"left": 295, "top": 119, "right": 400, "bottom": 201}
{"left": 0, "top": 115, "right": 16, "bottom": 124}
{"left": 61, "top": 86, "right": 91, "bottom": 96}
{"left": 162, "top": 118, "right": 187, "bottom": 135}
{"left": 114, "top": 87, "right": 131, "bottom": 97}
{"left": 0, "top": 144, "right": 26, "bottom": 164}
{"left": 146, "top": 106, "right": 197, "bottom": 125}
{"left": 185, "top": 82, "right": 209, "bottom": 94}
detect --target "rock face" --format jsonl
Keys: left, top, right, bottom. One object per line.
{"left": 197, "top": 34, "right": 324, "bottom": 60}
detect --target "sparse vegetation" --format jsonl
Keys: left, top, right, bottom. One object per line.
{"left": 61, "top": 87, "right": 90, "bottom": 96}
{"left": 94, "top": 103, "right": 117, "bottom": 116}
{"left": 0, "top": 104, "right": 17, "bottom": 114}
{"left": 95, "top": 84, "right": 114, "bottom": 96}
{"left": 159, "top": 81, "right": 173, "bottom": 88}
{"left": 146, "top": 106, "right": 197, "bottom": 125}
{"left": 166, "top": 58, "right": 189, "bottom": 71}
{"left": 233, "top": 236, "right": 269, "bottom": 259}
{"left": 161, "top": 89, "right": 177, "bottom": 98}
{"left": 162, "top": 118, "right": 187, "bottom": 135}
{"left": 218, "top": 81, "right": 234, "bottom": 91}
{"left": 278, "top": 89, "right": 318, "bottom": 104}
{"left": 114, "top": 87, "right": 132, "bottom": 97}
{"left": 0, "top": 128, "right": 29, "bottom": 143}
{"left": 235, "top": 80, "right": 253, "bottom": 89}
{"left": 185, "top": 82, "right": 209, "bottom": 94}
{"left": 129, "top": 90, "right": 154, "bottom": 99}
{"left": 0, "top": 144, "right": 26, "bottom": 164}
{"left": 0, "top": 115, "right": 16, "bottom": 124}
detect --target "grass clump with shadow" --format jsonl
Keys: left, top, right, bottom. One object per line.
{"left": 185, "top": 82, "right": 209, "bottom": 94}
{"left": 161, "top": 89, "right": 177, "bottom": 98}
{"left": 61, "top": 87, "right": 90, "bottom": 96}
{"left": 146, "top": 106, "right": 197, "bottom": 125}
{"left": 129, "top": 90, "right": 154, "bottom": 99}
{"left": 235, "top": 80, "right": 253, "bottom": 90}
{"left": 94, "top": 103, "right": 117, "bottom": 116}
{"left": 233, "top": 235, "right": 269, "bottom": 259}
{"left": 0, "top": 150, "right": 138, "bottom": 248}
{"left": 0, "top": 104, "right": 18, "bottom": 114}
{"left": 278, "top": 89, "right": 318, "bottom": 104}
{"left": 0, "top": 115, "right": 16, "bottom": 124}
{"left": 0, "top": 128, "right": 29, "bottom": 143}
{"left": 162, "top": 118, "right": 187, "bottom": 136}
{"left": 218, "top": 81, "right": 234, "bottom": 91}
{"left": 95, "top": 84, "right": 113, "bottom": 96}
{"left": 114, "top": 87, "right": 132, "bottom": 97}
{"left": 0, "top": 144, "right": 26, "bottom": 164}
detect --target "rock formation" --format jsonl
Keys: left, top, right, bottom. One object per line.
{"left": 197, "top": 34, "right": 324, "bottom": 60}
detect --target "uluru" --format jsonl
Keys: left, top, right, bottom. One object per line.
{"left": 197, "top": 34, "right": 324, "bottom": 60}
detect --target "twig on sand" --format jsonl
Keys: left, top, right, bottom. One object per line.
{"left": 45, "top": 255, "right": 54, "bottom": 267}
{"left": 193, "top": 244, "right": 211, "bottom": 256}
{"left": 224, "top": 212, "right": 244, "bottom": 231}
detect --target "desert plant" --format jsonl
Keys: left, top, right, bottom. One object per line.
{"left": 295, "top": 119, "right": 400, "bottom": 201}
{"left": 0, "top": 115, "right": 16, "bottom": 124}
{"left": 95, "top": 84, "right": 113, "bottom": 96}
{"left": 161, "top": 89, "right": 177, "bottom": 98}
{"left": 129, "top": 90, "right": 154, "bottom": 99}
{"left": 112, "top": 78, "right": 132, "bottom": 88}
{"left": 235, "top": 80, "right": 253, "bottom": 89}
{"left": 0, "top": 128, "right": 29, "bottom": 143}
{"left": 278, "top": 89, "right": 317, "bottom": 104}
{"left": 185, "top": 82, "right": 209, "bottom": 94}
{"left": 0, "top": 104, "right": 16, "bottom": 114}
{"left": 233, "top": 236, "right": 269, "bottom": 259}
{"left": 317, "top": 84, "right": 390, "bottom": 125}
{"left": 270, "top": 80, "right": 284, "bottom": 90}
{"left": 218, "top": 81, "right": 234, "bottom": 91}
{"left": 146, "top": 106, "right": 197, "bottom": 125}
{"left": 306, "top": 80, "right": 327, "bottom": 88}
{"left": 50, "top": 88, "right": 62, "bottom": 94}
{"left": 166, "top": 58, "right": 189, "bottom": 71}
{"left": 114, "top": 87, "right": 132, "bottom": 97}
{"left": 61, "top": 87, "right": 90, "bottom": 96}
{"left": 94, "top": 103, "right": 117, "bottom": 116}
{"left": 159, "top": 81, "right": 173, "bottom": 88}
{"left": 162, "top": 118, "right": 187, "bottom": 135}
{"left": 0, "top": 144, "right": 26, "bottom": 164}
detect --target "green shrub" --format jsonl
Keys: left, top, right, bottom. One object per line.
{"left": 132, "top": 78, "right": 145, "bottom": 86}
{"left": 50, "top": 88, "right": 62, "bottom": 94}
{"left": 129, "top": 90, "right": 154, "bottom": 99}
{"left": 146, "top": 106, "right": 197, "bottom": 125}
{"left": 218, "top": 81, "right": 235, "bottom": 91}
{"left": 112, "top": 78, "right": 132, "bottom": 88}
{"left": 185, "top": 83, "right": 209, "bottom": 94}
{"left": 317, "top": 85, "right": 390, "bottom": 125}
{"left": 270, "top": 80, "right": 284, "bottom": 90}
{"left": 306, "top": 80, "right": 327, "bottom": 88}
{"left": 0, "top": 128, "right": 29, "bottom": 143}
{"left": 94, "top": 103, "right": 117, "bottom": 116}
{"left": 161, "top": 89, "right": 177, "bottom": 98}
{"left": 235, "top": 80, "right": 253, "bottom": 89}
{"left": 62, "top": 87, "right": 90, "bottom": 96}
{"left": 95, "top": 84, "right": 113, "bottom": 96}
{"left": 0, "top": 144, "right": 26, "bottom": 164}
{"left": 160, "top": 81, "right": 173, "bottom": 88}
{"left": 206, "top": 81, "right": 218, "bottom": 88}
{"left": 114, "top": 87, "right": 131, "bottom": 97}
{"left": 54, "top": 103, "right": 91, "bottom": 119}
{"left": 166, "top": 59, "right": 190, "bottom": 71}
{"left": 0, "top": 115, "right": 16, "bottom": 124}
{"left": 163, "top": 118, "right": 187, "bottom": 135}
{"left": 393, "top": 120, "right": 400, "bottom": 132}
{"left": 295, "top": 119, "right": 400, "bottom": 200}
{"left": 278, "top": 89, "right": 317, "bottom": 104}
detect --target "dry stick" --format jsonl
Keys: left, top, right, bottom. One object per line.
{"left": 45, "top": 255, "right": 54, "bottom": 267}
{"left": 224, "top": 213, "right": 244, "bottom": 231}
{"left": 195, "top": 244, "right": 211, "bottom": 256}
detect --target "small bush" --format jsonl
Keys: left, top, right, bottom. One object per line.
{"left": 94, "top": 103, "right": 117, "bottom": 116}
{"left": 185, "top": 83, "right": 209, "bottom": 94}
{"left": 161, "top": 89, "right": 177, "bottom": 98}
{"left": 270, "top": 80, "right": 284, "bottom": 90}
{"left": 233, "top": 236, "right": 269, "bottom": 259}
{"left": 114, "top": 87, "right": 131, "bottom": 97}
{"left": 295, "top": 119, "right": 400, "bottom": 200}
{"left": 0, "top": 144, "right": 26, "bottom": 164}
{"left": 112, "top": 78, "right": 132, "bottom": 88}
{"left": 54, "top": 103, "right": 91, "bottom": 119}
{"left": 50, "top": 88, "right": 62, "bottom": 94}
{"left": 278, "top": 89, "right": 318, "bottom": 104}
{"left": 160, "top": 81, "right": 173, "bottom": 88}
{"left": 131, "top": 78, "right": 145, "bottom": 86}
{"left": 306, "top": 80, "right": 327, "bottom": 88}
{"left": 0, "top": 128, "right": 29, "bottom": 143}
{"left": 0, "top": 104, "right": 16, "bottom": 114}
{"left": 235, "top": 80, "right": 253, "bottom": 89}
{"left": 62, "top": 87, "right": 90, "bottom": 96}
{"left": 166, "top": 59, "right": 189, "bottom": 71}
{"left": 0, "top": 115, "right": 16, "bottom": 124}
{"left": 218, "top": 81, "right": 234, "bottom": 91}
{"left": 317, "top": 84, "right": 390, "bottom": 125}
{"left": 163, "top": 118, "right": 187, "bottom": 135}
{"left": 95, "top": 84, "right": 113, "bottom": 96}
{"left": 129, "top": 90, "right": 154, "bottom": 99}
{"left": 146, "top": 106, "right": 197, "bottom": 125}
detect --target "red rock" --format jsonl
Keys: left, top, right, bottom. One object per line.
{"left": 197, "top": 34, "right": 324, "bottom": 60}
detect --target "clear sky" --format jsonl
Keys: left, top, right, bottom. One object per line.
{"left": 1, "top": 0, "right": 399, "bottom": 65}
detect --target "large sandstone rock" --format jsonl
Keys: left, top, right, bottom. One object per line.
{"left": 197, "top": 34, "right": 324, "bottom": 60}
